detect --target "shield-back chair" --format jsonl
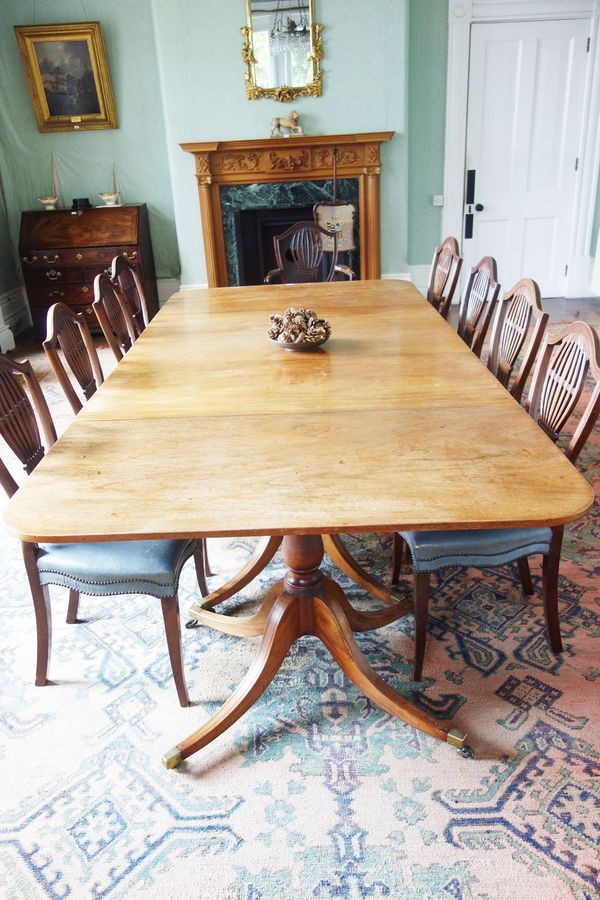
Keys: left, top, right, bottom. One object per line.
{"left": 0, "top": 353, "right": 208, "bottom": 706}
{"left": 43, "top": 302, "right": 104, "bottom": 414}
{"left": 392, "top": 321, "right": 600, "bottom": 681}
{"left": 264, "top": 222, "right": 354, "bottom": 284}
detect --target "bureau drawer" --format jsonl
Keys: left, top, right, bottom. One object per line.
{"left": 76, "top": 246, "right": 138, "bottom": 265}
{"left": 21, "top": 246, "right": 139, "bottom": 267}
{"left": 25, "top": 267, "right": 84, "bottom": 286}
{"left": 27, "top": 284, "right": 93, "bottom": 307}
{"left": 20, "top": 207, "right": 140, "bottom": 248}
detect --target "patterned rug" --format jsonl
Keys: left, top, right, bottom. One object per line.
{"left": 0, "top": 340, "right": 599, "bottom": 899}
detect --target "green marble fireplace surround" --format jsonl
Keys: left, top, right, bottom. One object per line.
{"left": 222, "top": 178, "right": 359, "bottom": 285}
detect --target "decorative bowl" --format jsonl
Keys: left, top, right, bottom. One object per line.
{"left": 269, "top": 336, "right": 329, "bottom": 352}
{"left": 99, "top": 191, "right": 120, "bottom": 207}
{"left": 267, "top": 307, "right": 331, "bottom": 351}
{"left": 37, "top": 195, "right": 58, "bottom": 210}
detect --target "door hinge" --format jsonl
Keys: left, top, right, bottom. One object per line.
{"left": 575, "top": 157, "right": 579, "bottom": 171}
{"left": 565, "top": 264, "right": 569, "bottom": 277}
{"left": 587, "top": 36, "right": 591, "bottom": 52}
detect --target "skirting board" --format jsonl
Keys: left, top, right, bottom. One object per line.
{"left": 382, "top": 272, "right": 411, "bottom": 282}
{"left": 157, "top": 278, "right": 181, "bottom": 306}
{"left": 404, "top": 265, "right": 430, "bottom": 295}
{"left": 178, "top": 283, "right": 208, "bottom": 292}
{"left": 0, "top": 286, "right": 31, "bottom": 352}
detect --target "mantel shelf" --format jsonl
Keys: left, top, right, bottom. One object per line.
{"left": 181, "top": 132, "right": 394, "bottom": 155}
{"left": 181, "top": 131, "right": 394, "bottom": 287}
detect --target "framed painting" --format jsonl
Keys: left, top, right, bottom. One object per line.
{"left": 14, "top": 22, "right": 118, "bottom": 132}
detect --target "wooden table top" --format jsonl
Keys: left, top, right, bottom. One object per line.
{"left": 4, "top": 280, "right": 594, "bottom": 543}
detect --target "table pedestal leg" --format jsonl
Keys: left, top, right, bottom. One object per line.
{"left": 323, "top": 534, "right": 407, "bottom": 606}
{"left": 188, "top": 536, "right": 282, "bottom": 619}
{"left": 163, "top": 535, "right": 470, "bottom": 768}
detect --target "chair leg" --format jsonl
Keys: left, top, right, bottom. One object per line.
{"left": 392, "top": 533, "right": 405, "bottom": 586}
{"left": 21, "top": 543, "right": 52, "bottom": 686}
{"left": 202, "top": 538, "right": 214, "bottom": 578}
{"left": 413, "top": 571, "right": 431, "bottom": 681}
{"left": 542, "top": 527, "right": 564, "bottom": 654}
{"left": 66, "top": 589, "right": 80, "bottom": 624}
{"left": 193, "top": 544, "right": 209, "bottom": 597}
{"left": 517, "top": 557, "right": 534, "bottom": 596}
{"left": 160, "top": 595, "right": 190, "bottom": 707}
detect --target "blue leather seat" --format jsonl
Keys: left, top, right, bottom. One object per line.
{"left": 399, "top": 527, "right": 552, "bottom": 572}
{"left": 37, "top": 538, "right": 197, "bottom": 598}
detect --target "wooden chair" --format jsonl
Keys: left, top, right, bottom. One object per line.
{"left": 43, "top": 302, "right": 104, "bottom": 414}
{"left": 93, "top": 272, "right": 138, "bottom": 361}
{"left": 392, "top": 321, "right": 600, "bottom": 681}
{"left": 426, "top": 236, "right": 462, "bottom": 319}
{"left": 456, "top": 256, "right": 501, "bottom": 358}
{"left": 111, "top": 254, "right": 150, "bottom": 335}
{"left": 0, "top": 353, "right": 208, "bottom": 706}
{"left": 487, "top": 278, "right": 549, "bottom": 403}
{"left": 264, "top": 222, "right": 354, "bottom": 284}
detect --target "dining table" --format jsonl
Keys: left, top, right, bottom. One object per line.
{"left": 4, "top": 279, "right": 593, "bottom": 768}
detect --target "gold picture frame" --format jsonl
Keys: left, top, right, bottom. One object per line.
{"left": 242, "top": 0, "right": 323, "bottom": 102}
{"left": 15, "top": 22, "right": 118, "bottom": 132}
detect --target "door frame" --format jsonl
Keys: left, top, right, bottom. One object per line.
{"left": 442, "top": 0, "right": 600, "bottom": 297}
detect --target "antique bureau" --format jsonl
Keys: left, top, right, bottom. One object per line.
{"left": 18, "top": 204, "right": 159, "bottom": 336}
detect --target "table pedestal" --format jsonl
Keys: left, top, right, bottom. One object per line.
{"left": 162, "top": 535, "right": 470, "bottom": 768}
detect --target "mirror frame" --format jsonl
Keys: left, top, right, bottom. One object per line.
{"left": 241, "top": 0, "right": 323, "bottom": 102}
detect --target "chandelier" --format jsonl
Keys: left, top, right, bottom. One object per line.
{"left": 270, "top": 1, "right": 310, "bottom": 55}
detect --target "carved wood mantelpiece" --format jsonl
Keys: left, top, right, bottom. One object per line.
{"left": 181, "top": 132, "right": 394, "bottom": 287}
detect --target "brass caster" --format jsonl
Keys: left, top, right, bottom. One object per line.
{"left": 185, "top": 618, "right": 199, "bottom": 629}
{"left": 446, "top": 727, "right": 468, "bottom": 750}
{"left": 458, "top": 745, "right": 475, "bottom": 760}
{"left": 162, "top": 747, "right": 182, "bottom": 769}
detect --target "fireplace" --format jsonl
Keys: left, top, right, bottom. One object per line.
{"left": 181, "top": 132, "right": 393, "bottom": 287}
{"left": 223, "top": 177, "right": 360, "bottom": 285}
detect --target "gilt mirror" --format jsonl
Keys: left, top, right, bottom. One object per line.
{"left": 242, "top": 0, "right": 323, "bottom": 101}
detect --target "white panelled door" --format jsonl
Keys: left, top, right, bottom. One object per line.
{"left": 464, "top": 19, "right": 589, "bottom": 296}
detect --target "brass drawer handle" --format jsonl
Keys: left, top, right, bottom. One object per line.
{"left": 22, "top": 255, "right": 38, "bottom": 265}
{"left": 122, "top": 251, "right": 137, "bottom": 261}
{"left": 76, "top": 253, "right": 83, "bottom": 260}
{"left": 85, "top": 307, "right": 92, "bottom": 315}
{"left": 81, "top": 286, "right": 89, "bottom": 294}
{"left": 49, "top": 290, "right": 65, "bottom": 297}
{"left": 43, "top": 254, "right": 60, "bottom": 263}
{"left": 46, "top": 269, "right": 62, "bottom": 280}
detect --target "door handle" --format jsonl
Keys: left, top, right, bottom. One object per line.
{"left": 464, "top": 169, "right": 476, "bottom": 239}
{"left": 475, "top": 203, "right": 484, "bottom": 212}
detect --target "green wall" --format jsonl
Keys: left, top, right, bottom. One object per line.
{"left": 0, "top": 0, "right": 179, "bottom": 297}
{"left": 407, "top": 0, "right": 448, "bottom": 265}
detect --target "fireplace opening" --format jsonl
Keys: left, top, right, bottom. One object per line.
{"left": 234, "top": 205, "right": 360, "bottom": 286}
{"left": 235, "top": 206, "right": 314, "bottom": 285}
{"left": 221, "top": 179, "right": 360, "bottom": 286}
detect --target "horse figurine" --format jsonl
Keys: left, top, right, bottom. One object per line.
{"left": 270, "top": 110, "right": 304, "bottom": 137}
